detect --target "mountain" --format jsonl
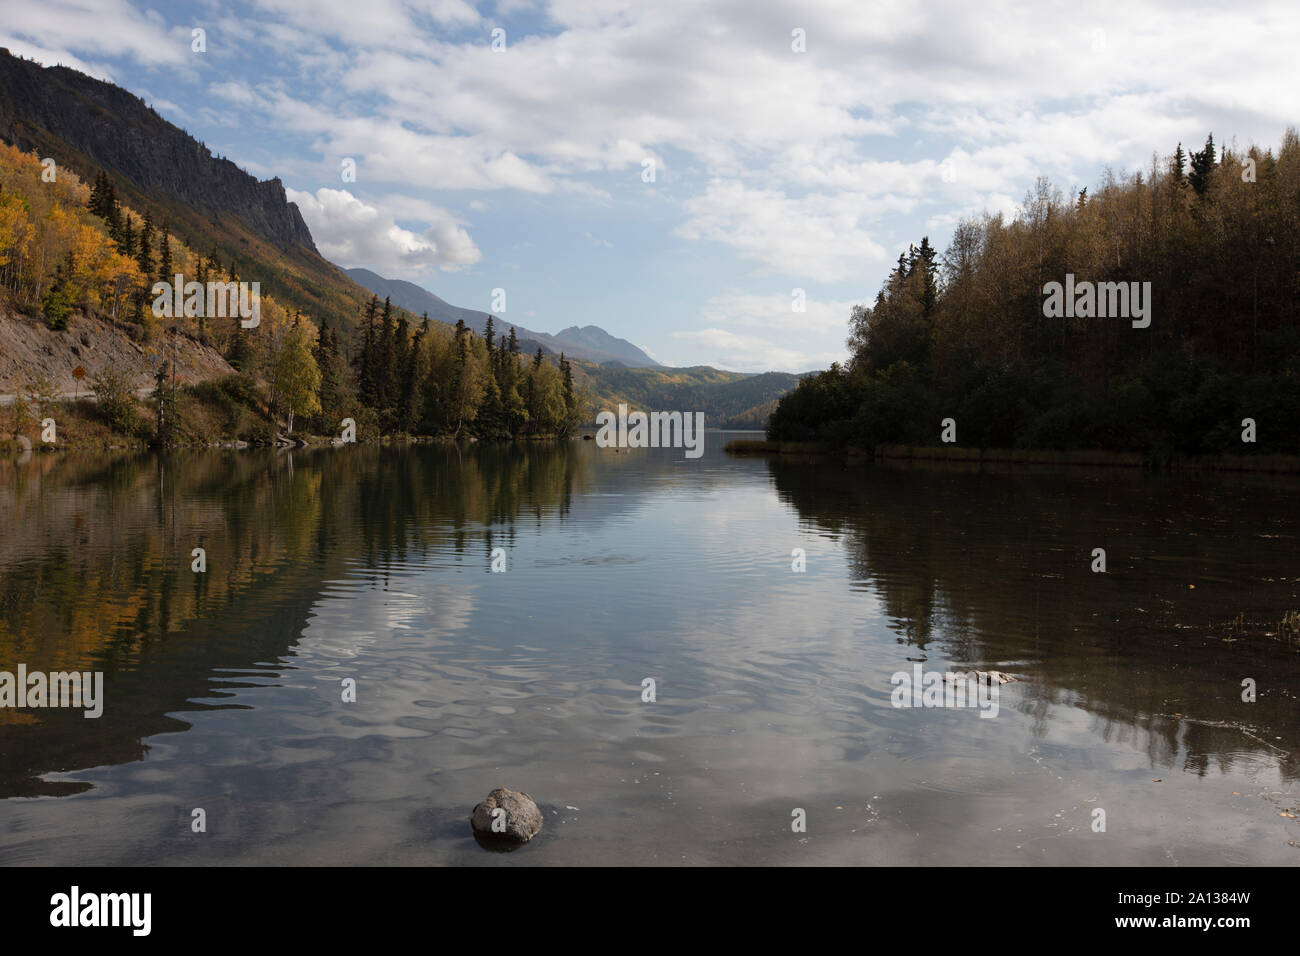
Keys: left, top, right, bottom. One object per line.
{"left": 0, "top": 51, "right": 800, "bottom": 429}
{"left": 548, "top": 325, "right": 659, "bottom": 368}
{"left": 566, "top": 363, "right": 800, "bottom": 428}
{"left": 0, "top": 47, "right": 371, "bottom": 329}
{"left": 343, "top": 269, "right": 795, "bottom": 425}
{"left": 344, "top": 267, "right": 660, "bottom": 368}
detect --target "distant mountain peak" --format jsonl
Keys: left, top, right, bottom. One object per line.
{"left": 343, "top": 268, "right": 661, "bottom": 368}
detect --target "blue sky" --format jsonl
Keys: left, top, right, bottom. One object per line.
{"left": 4, "top": 0, "right": 1298, "bottom": 371}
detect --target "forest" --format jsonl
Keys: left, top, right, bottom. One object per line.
{"left": 0, "top": 142, "right": 584, "bottom": 443}
{"left": 768, "top": 132, "right": 1300, "bottom": 457}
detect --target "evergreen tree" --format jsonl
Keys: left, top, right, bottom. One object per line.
{"left": 450, "top": 318, "right": 476, "bottom": 438}
{"left": 158, "top": 227, "right": 172, "bottom": 281}
{"left": 88, "top": 172, "right": 112, "bottom": 218}
{"left": 561, "top": 353, "right": 575, "bottom": 412}
{"left": 916, "top": 236, "right": 938, "bottom": 317}
{"left": 1189, "top": 133, "right": 1217, "bottom": 195}
{"left": 525, "top": 347, "right": 543, "bottom": 433}
{"left": 119, "top": 213, "right": 136, "bottom": 260}
{"left": 477, "top": 368, "right": 507, "bottom": 438}
{"left": 314, "top": 319, "right": 345, "bottom": 430}
{"left": 227, "top": 320, "right": 251, "bottom": 371}
{"left": 389, "top": 309, "right": 410, "bottom": 429}
{"left": 40, "top": 259, "right": 75, "bottom": 331}
{"left": 356, "top": 295, "right": 379, "bottom": 405}
{"left": 137, "top": 213, "right": 154, "bottom": 276}
{"left": 105, "top": 196, "right": 122, "bottom": 243}
{"left": 377, "top": 296, "right": 394, "bottom": 405}
{"left": 400, "top": 314, "right": 429, "bottom": 432}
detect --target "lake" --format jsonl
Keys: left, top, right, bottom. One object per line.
{"left": 1, "top": 433, "right": 1298, "bottom": 865}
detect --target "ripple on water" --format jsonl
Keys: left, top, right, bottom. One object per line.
{"left": 892, "top": 746, "right": 1043, "bottom": 798}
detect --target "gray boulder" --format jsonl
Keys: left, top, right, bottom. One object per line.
{"left": 471, "top": 788, "right": 543, "bottom": 843}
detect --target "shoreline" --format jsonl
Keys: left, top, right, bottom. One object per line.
{"left": 0, "top": 432, "right": 584, "bottom": 454}
{"left": 724, "top": 439, "right": 1300, "bottom": 474}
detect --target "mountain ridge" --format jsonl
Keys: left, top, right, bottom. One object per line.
{"left": 0, "top": 50, "right": 801, "bottom": 428}
{"left": 0, "top": 47, "right": 371, "bottom": 329}
{"left": 344, "top": 267, "right": 661, "bottom": 368}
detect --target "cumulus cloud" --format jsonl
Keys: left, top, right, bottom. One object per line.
{"left": 286, "top": 187, "right": 481, "bottom": 276}
{"left": 677, "top": 181, "right": 888, "bottom": 282}
{"left": 1, "top": 0, "right": 188, "bottom": 68}
{"left": 15, "top": 0, "right": 1300, "bottom": 367}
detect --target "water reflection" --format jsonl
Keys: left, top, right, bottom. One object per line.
{"left": 766, "top": 458, "right": 1300, "bottom": 783}
{"left": 0, "top": 440, "right": 1297, "bottom": 864}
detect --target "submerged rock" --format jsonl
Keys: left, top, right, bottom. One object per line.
{"left": 471, "top": 788, "right": 543, "bottom": 844}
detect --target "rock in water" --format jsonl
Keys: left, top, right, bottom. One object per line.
{"left": 471, "top": 788, "right": 543, "bottom": 843}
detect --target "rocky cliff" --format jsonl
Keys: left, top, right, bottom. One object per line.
{"left": 0, "top": 48, "right": 316, "bottom": 252}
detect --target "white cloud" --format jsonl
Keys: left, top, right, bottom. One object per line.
{"left": 14, "top": 0, "right": 1300, "bottom": 369}
{"left": 699, "top": 291, "right": 858, "bottom": 335}
{"left": 677, "top": 181, "right": 888, "bottom": 282}
{"left": 672, "top": 292, "right": 858, "bottom": 372}
{"left": 670, "top": 328, "right": 844, "bottom": 374}
{"left": 1, "top": 0, "right": 188, "bottom": 68}
{"left": 286, "top": 187, "right": 481, "bottom": 276}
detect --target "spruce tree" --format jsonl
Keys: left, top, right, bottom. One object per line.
{"left": 119, "top": 213, "right": 136, "bottom": 259}
{"left": 356, "top": 295, "right": 379, "bottom": 406}
{"left": 916, "top": 236, "right": 938, "bottom": 316}
{"left": 391, "top": 310, "right": 410, "bottom": 429}
{"left": 402, "top": 315, "right": 428, "bottom": 432}
{"left": 228, "top": 321, "right": 250, "bottom": 371}
{"left": 1189, "top": 133, "right": 1216, "bottom": 195}
{"left": 561, "top": 353, "right": 575, "bottom": 412}
{"left": 88, "top": 172, "right": 110, "bottom": 218}
{"left": 452, "top": 318, "right": 471, "bottom": 437}
{"left": 158, "top": 227, "right": 172, "bottom": 281}
{"left": 137, "top": 213, "right": 154, "bottom": 276}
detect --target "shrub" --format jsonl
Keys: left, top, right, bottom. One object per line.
{"left": 92, "top": 367, "right": 140, "bottom": 435}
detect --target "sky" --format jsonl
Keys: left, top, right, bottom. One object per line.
{"left": 3, "top": 0, "right": 1298, "bottom": 372}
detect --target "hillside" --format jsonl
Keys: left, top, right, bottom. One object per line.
{"left": 769, "top": 131, "right": 1300, "bottom": 456}
{"left": 0, "top": 47, "right": 374, "bottom": 334}
{"left": 0, "top": 310, "right": 232, "bottom": 400}
{"left": 0, "top": 51, "right": 799, "bottom": 440}
{"left": 569, "top": 363, "right": 799, "bottom": 427}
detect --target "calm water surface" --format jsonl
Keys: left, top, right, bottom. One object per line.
{"left": 1, "top": 433, "right": 1298, "bottom": 865}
